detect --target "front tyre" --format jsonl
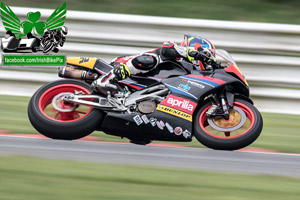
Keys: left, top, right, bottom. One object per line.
{"left": 28, "top": 79, "right": 104, "bottom": 140}
{"left": 193, "top": 99, "right": 263, "bottom": 150}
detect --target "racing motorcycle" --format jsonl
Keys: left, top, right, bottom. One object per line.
{"left": 28, "top": 49, "right": 263, "bottom": 150}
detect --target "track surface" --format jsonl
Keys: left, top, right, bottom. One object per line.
{"left": 1, "top": 136, "right": 300, "bottom": 177}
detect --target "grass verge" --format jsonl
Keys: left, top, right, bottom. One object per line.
{"left": 1, "top": 95, "right": 300, "bottom": 153}
{"left": 0, "top": 156, "right": 300, "bottom": 200}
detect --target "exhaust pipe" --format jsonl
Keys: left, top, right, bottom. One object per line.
{"left": 58, "top": 66, "right": 99, "bottom": 82}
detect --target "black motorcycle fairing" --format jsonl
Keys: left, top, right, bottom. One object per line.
{"left": 196, "top": 69, "right": 250, "bottom": 95}
{"left": 101, "top": 107, "right": 193, "bottom": 142}
{"left": 162, "top": 69, "right": 250, "bottom": 104}
{"left": 117, "top": 61, "right": 191, "bottom": 91}
{"left": 118, "top": 76, "right": 161, "bottom": 90}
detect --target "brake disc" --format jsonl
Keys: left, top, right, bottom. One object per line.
{"left": 207, "top": 106, "right": 247, "bottom": 132}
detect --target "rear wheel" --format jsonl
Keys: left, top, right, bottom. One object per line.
{"left": 28, "top": 79, "right": 104, "bottom": 140}
{"left": 193, "top": 99, "right": 263, "bottom": 150}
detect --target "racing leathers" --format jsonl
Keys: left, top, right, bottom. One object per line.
{"left": 91, "top": 41, "right": 215, "bottom": 92}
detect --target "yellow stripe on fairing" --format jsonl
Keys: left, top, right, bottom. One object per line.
{"left": 156, "top": 104, "right": 192, "bottom": 122}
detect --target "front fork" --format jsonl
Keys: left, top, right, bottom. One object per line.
{"left": 206, "top": 87, "right": 234, "bottom": 120}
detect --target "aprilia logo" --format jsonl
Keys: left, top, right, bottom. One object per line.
{"left": 167, "top": 98, "right": 194, "bottom": 111}
{"left": 160, "top": 95, "right": 197, "bottom": 115}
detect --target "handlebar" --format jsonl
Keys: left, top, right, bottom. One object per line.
{"left": 197, "top": 52, "right": 225, "bottom": 69}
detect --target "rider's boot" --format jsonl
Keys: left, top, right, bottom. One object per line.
{"left": 91, "top": 63, "right": 131, "bottom": 94}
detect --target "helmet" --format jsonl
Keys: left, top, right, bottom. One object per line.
{"left": 60, "top": 26, "right": 68, "bottom": 35}
{"left": 180, "top": 34, "right": 215, "bottom": 51}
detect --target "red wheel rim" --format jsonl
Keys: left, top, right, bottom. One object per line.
{"left": 38, "top": 84, "right": 92, "bottom": 122}
{"left": 199, "top": 102, "right": 255, "bottom": 139}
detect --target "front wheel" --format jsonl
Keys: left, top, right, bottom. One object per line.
{"left": 28, "top": 79, "right": 104, "bottom": 140}
{"left": 193, "top": 99, "right": 263, "bottom": 150}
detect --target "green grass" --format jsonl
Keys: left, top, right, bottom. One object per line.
{"left": 7, "top": 0, "right": 300, "bottom": 24}
{"left": 0, "top": 156, "right": 300, "bottom": 200}
{"left": 1, "top": 94, "right": 300, "bottom": 153}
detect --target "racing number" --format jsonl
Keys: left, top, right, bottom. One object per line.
{"left": 79, "top": 57, "right": 89, "bottom": 64}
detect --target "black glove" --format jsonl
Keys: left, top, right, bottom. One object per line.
{"left": 188, "top": 49, "right": 215, "bottom": 62}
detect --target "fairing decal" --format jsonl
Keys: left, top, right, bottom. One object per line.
{"left": 182, "top": 74, "right": 226, "bottom": 87}
{"left": 159, "top": 95, "right": 197, "bottom": 115}
{"left": 118, "top": 80, "right": 146, "bottom": 90}
{"left": 164, "top": 83, "right": 198, "bottom": 100}
{"left": 156, "top": 95, "right": 197, "bottom": 122}
{"left": 67, "top": 57, "right": 97, "bottom": 69}
{"left": 132, "top": 76, "right": 165, "bottom": 81}
{"left": 156, "top": 104, "right": 193, "bottom": 122}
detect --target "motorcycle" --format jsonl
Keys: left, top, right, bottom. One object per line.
{"left": 40, "top": 26, "right": 68, "bottom": 53}
{"left": 28, "top": 49, "right": 263, "bottom": 150}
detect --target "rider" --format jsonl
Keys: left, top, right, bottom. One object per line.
{"left": 92, "top": 34, "right": 217, "bottom": 92}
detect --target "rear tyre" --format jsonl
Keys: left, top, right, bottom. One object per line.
{"left": 28, "top": 79, "right": 104, "bottom": 140}
{"left": 193, "top": 99, "right": 263, "bottom": 150}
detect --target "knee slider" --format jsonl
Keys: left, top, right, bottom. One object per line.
{"left": 132, "top": 55, "right": 157, "bottom": 71}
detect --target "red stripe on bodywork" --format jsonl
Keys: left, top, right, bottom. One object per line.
{"left": 225, "top": 64, "right": 246, "bottom": 84}
{"left": 119, "top": 81, "right": 143, "bottom": 90}
{"left": 186, "top": 74, "right": 226, "bottom": 85}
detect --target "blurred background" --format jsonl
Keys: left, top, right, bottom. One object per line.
{"left": 0, "top": 1, "right": 300, "bottom": 199}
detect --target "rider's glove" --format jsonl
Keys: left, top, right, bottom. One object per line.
{"left": 202, "top": 48, "right": 216, "bottom": 62}
{"left": 187, "top": 48, "right": 216, "bottom": 63}
{"left": 91, "top": 63, "right": 131, "bottom": 92}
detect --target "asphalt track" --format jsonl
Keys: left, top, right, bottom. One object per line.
{"left": 0, "top": 135, "right": 300, "bottom": 177}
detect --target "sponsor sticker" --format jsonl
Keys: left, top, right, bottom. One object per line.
{"left": 156, "top": 104, "right": 192, "bottom": 122}
{"left": 178, "top": 83, "right": 191, "bottom": 91}
{"left": 133, "top": 115, "right": 143, "bottom": 126}
{"left": 149, "top": 118, "right": 157, "bottom": 127}
{"left": 160, "top": 120, "right": 165, "bottom": 127}
{"left": 159, "top": 95, "right": 197, "bottom": 115}
{"left": 174, "top": 127, "right": 183, "bottom": 135}
{"left": 182, "top": 78, "right": 206, "bottom": 89}
{"left": 141, "top": 115, "right": 149, "bottom": 124}
{"left": 183, "top": 130, "right": 191, "bottom": 139}
{"left": 156, "top": 121, "right": 164, "bottom": 130}
{"left": 165, "top": 122, "right": 174, "bottom": 133}
{"left": 188, "top": 80, "right": 205, "bottom": 89}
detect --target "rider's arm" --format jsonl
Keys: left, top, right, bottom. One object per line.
{"left": 161, "top": 41, "right": 216, "bottom": 70}
{"left": 160, "top": 41, "right": 187, "bottom": 60}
